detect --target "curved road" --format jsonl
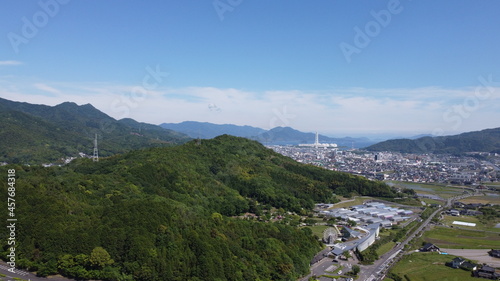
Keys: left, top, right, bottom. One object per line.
{"left": 0, "top": 262, "right": 73, "bottom": 281}
{"left": 351, "top": 191, "right": 476, "bottom": 281}
{"left": 360, "top": 192, "right": 478, "bottom": 281}
{"left": 300, "top": 191, "right": 478, "bottom": 281}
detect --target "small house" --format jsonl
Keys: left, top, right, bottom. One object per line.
{"left": 420, "top": 243, "right": 440, "bottom": 252}
{"left": 448, "top": 257, "right": 465, "bottom": 269}
{"left": 475, "top": 265, "right": 500, "bottom": 279}
{"left": 489, "top": 249, "right": 500, "bottom": 258}
{"left": 460, "top": 261, "right": 477, "bottom": 271}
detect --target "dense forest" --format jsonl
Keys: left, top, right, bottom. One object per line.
{"left": 366, "top": 127, "right": 500, "bottom": 154}
{"left": 1, "top": 135, "right": 398, "bottom": 280}
{"left": 0, "top": 98, "right": 190, "bottom": 164}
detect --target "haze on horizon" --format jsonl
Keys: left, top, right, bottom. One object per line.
{"left": 1, "top": 1, "right": 499, "bottom": 139}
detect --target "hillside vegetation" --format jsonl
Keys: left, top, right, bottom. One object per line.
{"left": 366, "top": 127, "right": 500, "bottom": 154}
{"left": 0, "top": 98, "right": 190, "bottom": 164}
{"left": 1, "top": 136, "right": 397, "bottom": 280}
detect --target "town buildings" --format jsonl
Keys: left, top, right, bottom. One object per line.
{"left": 268, "top": 146, "right": 500, "bottom": 185}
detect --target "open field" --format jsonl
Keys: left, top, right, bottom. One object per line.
{"left": 329, "top": 196, "right": 373, "bottom": 209}
{"left": 459, "top": 194, "right": 500, "bottom": 205}
{"left": 441, "top": 215, "right": 500, "bottom": 232}
{"left": 387, "top": 181, "right": 466, "bottom": 199}
{"left": 421, "top": 197, "right": 444, "bottom": 206}
{"left": 376, "top": 241, "right": 396, "bottom": 257}
{"left": 380, "top": 228, "right": 398, "bottom": 237}
{"left": 421, "top": 226, "right": 500, "bottom": 249}
{"left": 390, "top": 252, "right": 478, "bottom": 281}
{"left": 440, "top": 249, "right": 500, "bottom": 267}
{"left": 309, "top": 225, "right": 331, "bottom": 238}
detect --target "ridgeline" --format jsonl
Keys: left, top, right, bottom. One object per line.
{"left": 366, "top": 127, "right": 500, "bottom": 154}
{"left": 0, "top": 98, "right": 190, "bottom": 164}
{"left": 1, "top": 135, "right": 397, "bottom": 281}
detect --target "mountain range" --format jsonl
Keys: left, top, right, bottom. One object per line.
{"left": 2, "top": 97, "right": 499, "bottom": 164}
{"left": 160, "top": 121, "right": 266, "bottom": 139}
{"left": 366, "top": 127, "right": 500, "bottom": 154}
{"left": 161, "top": 121, "right": 376, "bottom": 148}
{"left": 162, "top": 120, "right": 500, "bottom": 154}
{"left": 0, "top": 98, "right": 190, "bottom": 164}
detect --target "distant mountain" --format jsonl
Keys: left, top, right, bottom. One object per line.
{"left": 161, "top": 121, "right": 376, "bottom": 148}
{"left": 409, "top": 134, "right": 434, "bottom": 140}
{"left": 366, "top": 127, "right": 500, "bottom": 154}
{"left": 0, "top": 98, "right": 190, "bottom": 164}
{"left": 254, "top": 127, "right": 330, "bottom": 144}
{"left": 254, "top": 127, "right": 376, "bottom": 148}
{"left": 160, "top": 121, "right": 266, "bottom": 139}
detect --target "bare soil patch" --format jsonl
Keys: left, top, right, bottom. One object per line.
{"left": 440, "top": 248, "right": 500, "bottom": 267}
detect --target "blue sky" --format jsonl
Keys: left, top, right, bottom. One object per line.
{"left": 1, "top": 0, "right": 499, "bottom": 138}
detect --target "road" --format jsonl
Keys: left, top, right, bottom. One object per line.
{"left": 301, "top": 191, "right": 479, "bottom": 281}
{"left": 357, "top": 205, "right": 443, "bottom": 281}
{"left": 299, "top": 256, "right": 332, "bottom": 281}
{"left": 440, "top": 249, "right": 500, "bottom": 267}
{"left": 483, "top": 160, "right": 500, "bottom": 171}
{"left": 357, "top": 191, "right": 478, "bottom": 281}
{"left": 0, "top": 261, "right": 73, "bottom": 281}
{"left": 300, "top": 254, "right": 354, "bottom": 281}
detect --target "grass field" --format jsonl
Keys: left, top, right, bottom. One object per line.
{"left": 387, "top": 181, "right": 465, "bottom": 199}
{"left": 308, "top": 225, "right": 331, "bottom": 238}
{"left": 441, "top": 215, "right": 500, "bottom": 233}
{"left": 421, "top": 226, "right": 500, "bottom": 249}
{"left": 379, "top": 228, "right": 398, "bottom": 237}
{"left": 390, "top": 252, "right": 478, "bottom": 281}
{"left": 460, "top": 194, "right": 500, "bottom": 205}
{"left": 376, "top": 241, "right": 396, "bottom": 256}
{"left": 421, "top": 197, "right": 444, "bottom": 206}
{"left": 329, "top": 196, "right": 373, "bottom": 209}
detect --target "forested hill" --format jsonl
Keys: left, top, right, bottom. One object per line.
{"left": 0, "top": 98, "right": 190, "bottom": 164}
{"left": 366, "top": 127, "right": 500, "bottom": 154}
{"left": 0, "top": 135, "right": 397, "bottom": 281}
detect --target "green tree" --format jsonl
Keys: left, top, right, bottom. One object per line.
{"left": 327, "top": 217, "right": 336, "bottom": 225}
{"left": 351, "top": 264, "right": 360, "bottom": 275}
{"left": 343, "top": 250, "right": 351, "bottom": 260}
{"left": 304, "top": 218, "right": 316, "bottom": 226}
{"left": 89, "top": 247, "right": 114, "bottom": 269}
{"left": 58, "top": 254, "right": 76, "bottom": 271}
{"left": 211, "top": 212, "right": 223, "bottom": 224}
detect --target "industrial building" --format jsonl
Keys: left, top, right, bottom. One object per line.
{"left": 298, "top": 132, "right": 338, "bottom": 148}
{"left": 331, "top": 223, "right": 381, "bottom": 256}
{"left": 322, "top": 202, "right": 413, "bottom": 228}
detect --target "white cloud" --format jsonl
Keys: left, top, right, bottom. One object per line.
{"left": 34, "top": 83, "right": 61, "bottom": 95}
{"left": 0, "top": 60, "right": 22, "bottom": 66}
{"left": 1, "top": 76, "right": 499, "bottom": 138}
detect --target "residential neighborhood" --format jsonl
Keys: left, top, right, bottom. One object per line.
{"left": 268, "top": 146, "right": 500, "bottom": 185}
